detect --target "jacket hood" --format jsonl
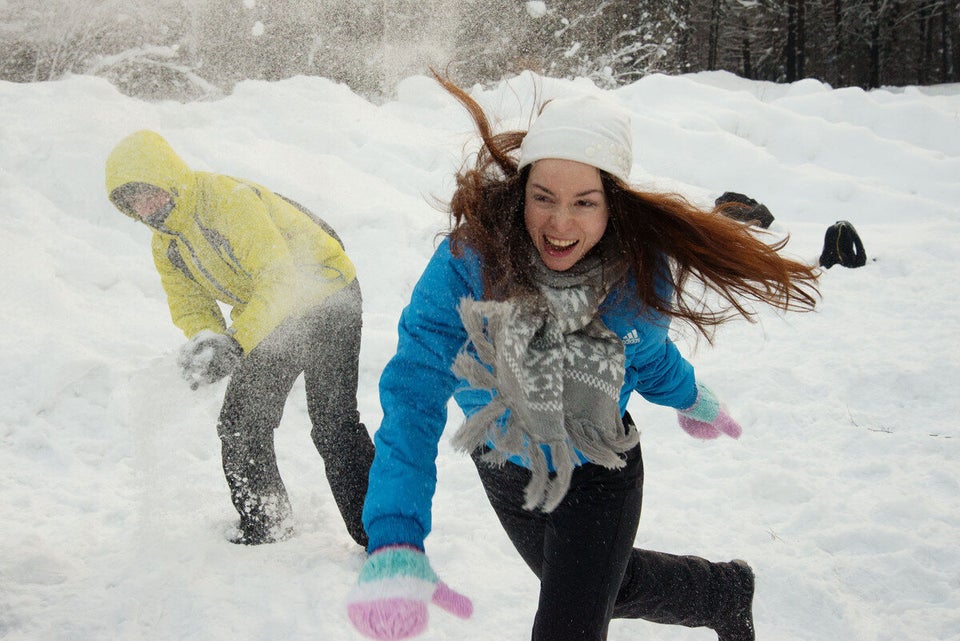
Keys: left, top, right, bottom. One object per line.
{"left": 105, "top": 130, "right": 194, "bottom": 219}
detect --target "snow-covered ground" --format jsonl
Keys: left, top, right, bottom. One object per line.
{"left": 1, "top": 70, "right": 958, "bottom": 641}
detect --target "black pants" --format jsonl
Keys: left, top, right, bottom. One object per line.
{"left": 471, "top": 428, "right": 744, "bottom": 640}
{"left": 217, "top": 279, "right": 374, "bottom": 546}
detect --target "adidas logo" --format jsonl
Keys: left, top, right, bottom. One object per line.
{"left": 621, "top": 329, "right": 641, "bottom": 345}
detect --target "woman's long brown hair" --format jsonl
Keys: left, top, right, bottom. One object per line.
{"left": 433, "top": 71, "right": 820, "bottom": 342}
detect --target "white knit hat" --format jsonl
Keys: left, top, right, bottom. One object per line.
{"left": 518, "top": 94, "right": 633, "bottom": 183}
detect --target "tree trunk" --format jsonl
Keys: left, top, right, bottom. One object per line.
{"left": 919, "top": 3, "right": 932, "bottom": 84}
{"left": 675, "top": 0, "right": 692, "bottom": 72}
{"left": 708, "top": 0, "right": 722, "bottom": 70}
{"left": 833, "top": 0, "right": 845, "bottom": 87}
{"left": 786, "top": 0, "right": 798, "bottom": 81}
{"left": 742, "top": 34, "right": 752, "bottom": 78}
{"left": 797, "top": 0, "right": 806, "bottom": 77}
{"left": 869, "top": 0, "right": 881, "bottom": 88}
{"left": 942, "top": 0, "right": 955, "bottom": 82}
{"left": 785, "top": 0, "right": 806, "bottom": 80}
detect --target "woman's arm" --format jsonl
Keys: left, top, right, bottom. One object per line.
{"left": 362, "top": 239, "right": 480, "bottom": 552}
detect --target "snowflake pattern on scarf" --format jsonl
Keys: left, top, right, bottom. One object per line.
{"left": 452, "top": 253, "right": 637, "bottom": 512}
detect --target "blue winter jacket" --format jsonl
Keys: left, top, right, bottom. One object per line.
{"left": 362, "top": 238, "right": 698, "bottom": 552}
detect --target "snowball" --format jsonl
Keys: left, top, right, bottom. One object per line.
{"left": 525, "top": 1, "right": 547, "bottom": 19}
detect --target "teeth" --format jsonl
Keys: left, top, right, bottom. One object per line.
{"left": 547, "top": 236, "right": 576, "bottom": 248}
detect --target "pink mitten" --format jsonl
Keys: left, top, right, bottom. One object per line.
{"left": 677, "top": 383, "right": 743, "bottom": 440}
{"left": 347, "top": 545, "right": 472, "bottom": 640}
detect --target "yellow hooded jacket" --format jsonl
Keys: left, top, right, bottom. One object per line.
{"left": 105, "top": 130, "right": 356, "bottom": 353}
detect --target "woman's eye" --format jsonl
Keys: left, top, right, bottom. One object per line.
{"left": 577, "top": 200, "right": 598, "bottom": 208}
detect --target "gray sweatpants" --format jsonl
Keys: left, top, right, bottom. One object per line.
{"left": 216, "top": 279, "right": 374, "bottom": 546}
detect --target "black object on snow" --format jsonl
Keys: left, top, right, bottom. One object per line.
{"left": 819, "top": 220, "right": 867, "bottom": 268}
{"left": 714, "top": 192, "right": 775, "bottom": 229}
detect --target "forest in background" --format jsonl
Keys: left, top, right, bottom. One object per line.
{"left": 1, "top": 0, "right": 958, "bottom": 102}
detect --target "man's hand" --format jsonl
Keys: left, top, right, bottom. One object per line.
{"left": 177, "top": 330, "right": 243, "bottom": 390}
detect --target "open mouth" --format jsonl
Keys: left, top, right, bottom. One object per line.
{"left": 544, "top": 235, "right": 578, "bottom": 255}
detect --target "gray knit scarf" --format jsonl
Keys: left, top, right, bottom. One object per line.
{"left": 451, "top": 250, "right": 638, "bottom": 512}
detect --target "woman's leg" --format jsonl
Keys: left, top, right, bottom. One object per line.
{"left": 473, "top": 439, "right": 755, "bottom": 641}
{"left": 471, "top": 449, "right": 549, "bottom": 576}
{"left": 473, "top": 445, "right": 644, "bottom": 641}
{"left": 533, "top": 445, "right": 645, "bottom": 641}
{"left": 614, "top": 550, "right": 755, "bottom": 639}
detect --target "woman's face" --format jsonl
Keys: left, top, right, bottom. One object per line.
{"left": 524, "top": 158, "right": 609, "bottom": 272}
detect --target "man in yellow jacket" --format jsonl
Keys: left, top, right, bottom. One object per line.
{"left": 105, "top": 129, "right": 374, "bottom": 546}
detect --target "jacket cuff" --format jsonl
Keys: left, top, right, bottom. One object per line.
{"left": 676, "top": 382, "right": 699, "bottom": 412}
{"left": 365, "top": 515, "right": 427, "bottom": 554}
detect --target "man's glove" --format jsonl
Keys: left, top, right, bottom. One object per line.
{"left": 677, "top": 383, "right": 743, "bottom": 440}
{"left": 347, "top": 545, "right": 472, "bottom": 640}
{"left": 177, "top": 330, "right": 243, "bottom": 390}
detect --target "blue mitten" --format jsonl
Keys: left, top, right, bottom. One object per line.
{"left": 677, "top": 383, "right": 743, "bottom": 439}
{"left": 347, "top": 545, "right": 472, "bottom": 640}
